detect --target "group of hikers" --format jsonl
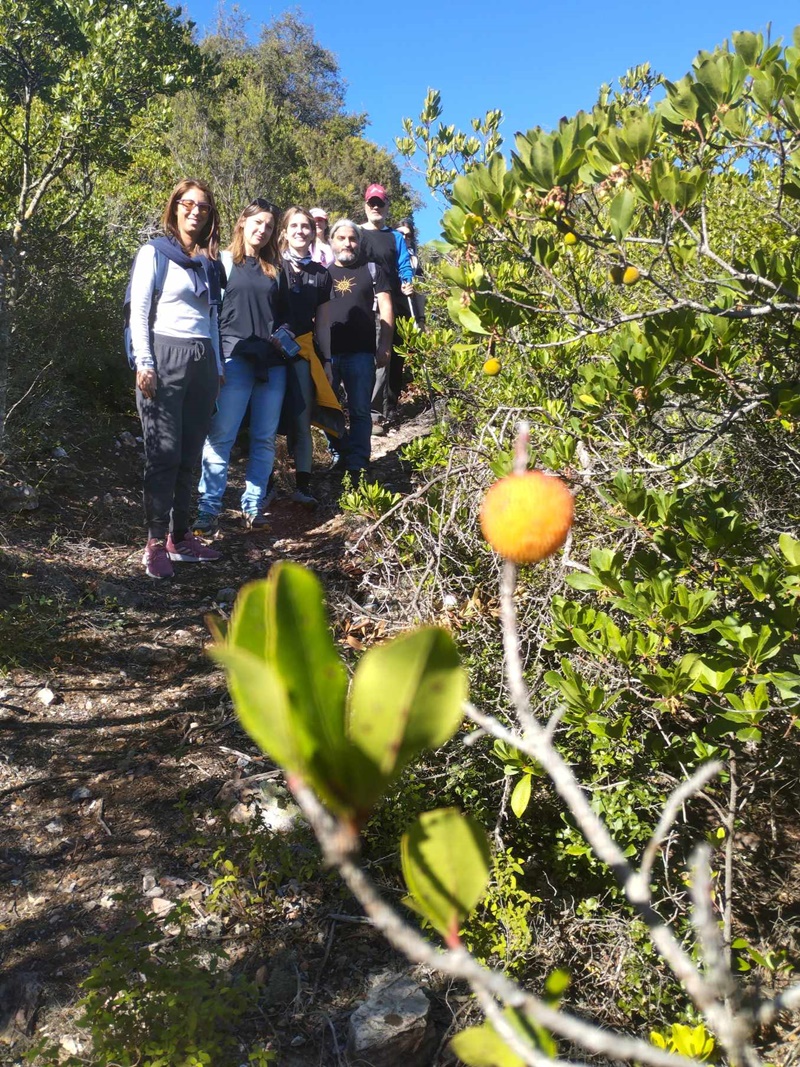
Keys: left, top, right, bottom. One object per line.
{"left": 128, "top": 178, "right": 421, "bottom": 580}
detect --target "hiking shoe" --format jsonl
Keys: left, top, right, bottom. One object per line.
{"left": 166, "top": 531, "right": 222, "bottom": 562}
{"left": 142, "top": 538, "right": 174, "bottom": 580}
{"left": 193, "top": 510, "right": 218, "bottom": 536}
{"left": 290, "top": 488, "right": 318, "bottom": 508}
{"left": 263, "top": 486, "right": 278, "bottom": 510}
{"left": 242, "top": 510, "right": 269, "bottom": 530}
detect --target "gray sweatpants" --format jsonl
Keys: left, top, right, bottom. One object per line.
{"left": 136, "top": 334, "right": 217, "bottom": 541}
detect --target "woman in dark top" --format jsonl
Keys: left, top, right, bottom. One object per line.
{"left": 276, "top": 205, "right": 334, "bottom": 507}
{"left": 196, "top": 198, "right": 286, "bottom": 530}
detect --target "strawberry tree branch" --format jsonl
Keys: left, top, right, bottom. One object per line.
{"left": 287, "top": 774, "right": 709, "bottom": 1067}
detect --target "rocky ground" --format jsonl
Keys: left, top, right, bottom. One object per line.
{"left": 0, "top": 396, "right": 455, "bottom": 1065}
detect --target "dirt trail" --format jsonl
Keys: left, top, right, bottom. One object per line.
{"left": 0, "top": 399, "right": 435, "bottom": 1062}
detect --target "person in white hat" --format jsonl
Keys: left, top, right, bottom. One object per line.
{"left": 309, "top": 207, "right": 333, "bottom": 268}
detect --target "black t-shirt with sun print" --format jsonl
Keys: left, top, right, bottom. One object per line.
{"left": 327, "top": 262, "right": 390, "bottom": 355}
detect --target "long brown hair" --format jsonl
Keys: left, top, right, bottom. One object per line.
{"left": 278, "top": 206, "right": 315, "bottom": 256}
{"left": 162, "top": 178, "right": 220, "bottom": 259}
{"left": 229, "top": 198, "right": 280, "bottom": 277}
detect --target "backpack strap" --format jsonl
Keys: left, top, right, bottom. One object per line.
{"left": 124, "top": 245, "right": 169, "bottom": 370}
{"left": 152, "top": 247, "right": 168, "bottom": 303}
{"left": 147, "top": 248, "right": 169, "bottom": 336}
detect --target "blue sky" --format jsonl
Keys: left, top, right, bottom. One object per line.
{"left": 180, "top": 1, "right": 798, "bottom": 241}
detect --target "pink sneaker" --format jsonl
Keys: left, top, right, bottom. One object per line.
{"left": 142, "top": 538, "right": 174, "bottom": 579}
{"left": 166, "top": 531, "right": 222, "bottom": 562}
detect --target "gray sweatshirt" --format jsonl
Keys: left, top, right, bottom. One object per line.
{"left": 129, "top": 244, "right": 222, "bottom": 373}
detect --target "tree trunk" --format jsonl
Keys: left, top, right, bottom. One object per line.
{"left": 0, "top": 238, "right": 18, "bottom": 446}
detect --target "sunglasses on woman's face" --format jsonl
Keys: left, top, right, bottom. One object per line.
{"left": 177, "top": 198, "right": 211, "bottom": 216}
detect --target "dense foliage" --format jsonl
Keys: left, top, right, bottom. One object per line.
{"left": 339, "top": 24, "right": 800, "bottom": 1059}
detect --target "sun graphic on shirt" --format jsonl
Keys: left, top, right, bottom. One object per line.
{"left": 334, "top": 275, "right": 355, "bottom": 295}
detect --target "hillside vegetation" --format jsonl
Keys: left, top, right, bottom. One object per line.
{"left": 1, "top": 11, "right": 799, "bottom": 1066}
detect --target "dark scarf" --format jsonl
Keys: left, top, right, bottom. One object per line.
{"left": 150, "top": 235, "right": 223, "bottom": 306}
{"left": 284, "top": 249, "right": 313, "bottom": 267}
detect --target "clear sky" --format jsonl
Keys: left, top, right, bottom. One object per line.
{"left": 179, "top": 1, "right": 798, "bottom": 241}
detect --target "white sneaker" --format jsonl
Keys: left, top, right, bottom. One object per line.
{"left": 290, "top": 488, "right": 318, "bottom": 508}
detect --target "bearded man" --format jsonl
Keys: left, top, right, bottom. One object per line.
{"left": 327, "top": 219, "right": 394, "bottom": 479}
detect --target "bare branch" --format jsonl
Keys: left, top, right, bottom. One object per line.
{"left": 640, "top": 762, "right": 723, "bottom": 886}
{"left": 5, "top": 360, "right": 54, "bottom": 424}
{"left": 288, "top": 774, "right": 708, "bottom": 1067}
{"left": 689, "top": 844, "right": 737, "bottom": 1004}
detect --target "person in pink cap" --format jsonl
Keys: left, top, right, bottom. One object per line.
{"left": 310, "top": 207, "right": 334, "bottom": 268}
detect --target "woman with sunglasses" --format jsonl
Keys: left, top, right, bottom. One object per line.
{"left": 129, "top": 177, "right": 224, "bottom": 579}
{"left": 275, "top": 206, "right": 339, "bottom": 507}
{"left": 196, "top": 198, "right": 288, "bottom": 531}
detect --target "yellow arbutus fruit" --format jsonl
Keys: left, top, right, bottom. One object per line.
{"left": 563, "top": 231, "right": 578, "bottom": 246}
{"left": 608, "top": 265, "right": 625, "bottom": 285}
{"left": 483, "top": 357, "right": 502, "bottom": 376}
{"left": 622, "top": 266, "right": 640, "bottom": 284}
{"left": 480, "top": 471, "right": 574, "bottom": 564}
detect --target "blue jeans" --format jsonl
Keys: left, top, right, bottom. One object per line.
{"left": 285, "top": 356, "right": 313, "bottom": 474}
{"left": 332, "top": 352, "right": 376, "bottom": 471}
{"left": 198, "top": 355, "right": 287, "bottom": 515}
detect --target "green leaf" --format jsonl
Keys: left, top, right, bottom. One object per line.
{"left": 779, "top": 532, "right": 800, "bottom": 568}
{"left": 510, "top": 774, "right": 532, "bottom": 818}
{"left": 565, "top": 572, "right": 605, "bottom": 592}
{"left": 210, "top": 644, "right": 305, "bottom": 775}
{"left": 528, "top": 135, "right": 556, "bottom": 191}
{"left": 218, "top": 566, "right": 392, "bottom": 820}
{"left": 544, "top": 969, "right": 570, "bottom": 999}
{"left": 228, "top": 579, "right": 271, "bottom": 658}
{"left": 695, "top": 56, "right": 727, "bottom": 104}
{"left": 268, "top": 563, "right": 349, "bottom": 755}
{"left": 452, "top": 173, "right": 482, "bottom": 213}
{"left": 221, "top": 566, "right": 360, "bottom": 814}
{"left": 348, "top": 627, "right": 466, "bottom": 777}
{"left": 401, "top": 808, "right": 490, "bottom": 946}
{"left": 450, "top": 1023, "right": 525, "bottom": 1067}
{"left": 732, "top": 31, "right": 762, "bottom": 67}
{"left": 609, "top": 188, "right": 635, "bottom": 242}
{"left": 447, "top": 292, "right": 491, "bottom": 334}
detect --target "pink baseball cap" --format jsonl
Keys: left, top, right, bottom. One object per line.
{"left": 365, "top": 183, "right": 388, "bottom": 203}
{"left": 310, "top": 207, "right": 328, "bottom": 219}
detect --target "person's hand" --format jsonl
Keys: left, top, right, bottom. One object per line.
{"left": 401, "top": 281, "right": 414, "bottom": 296}
{"left": 323, "top": 361, "right": 334, "bottom": 386}
{"left": 136, "top": 368, "right": 156, "bottom": 399}
{"left": 376, "top": 346, "right": 391, "bottom": 369}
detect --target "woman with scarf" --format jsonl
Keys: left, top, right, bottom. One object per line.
{"left": 276, "top": 206, "right": 341, "bottom": 507}
{"left": 129, "top": 177, "right": 224, "bottom": 579}
{"left": 195, "top": 198, "right": 284, "bottom": 531}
